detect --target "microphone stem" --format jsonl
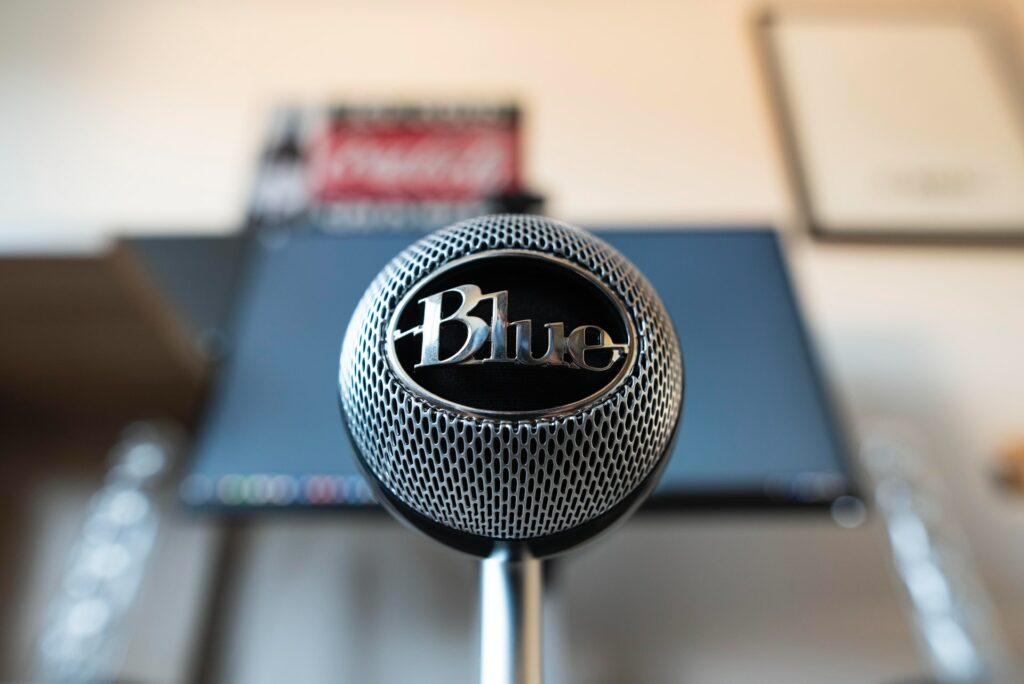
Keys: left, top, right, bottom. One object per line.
{"left": 479, "top": 547, "right": 544, "bottom": 684}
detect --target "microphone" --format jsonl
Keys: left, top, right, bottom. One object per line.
{"left": 339, "top": 215, "right": 684, "bottom": 684}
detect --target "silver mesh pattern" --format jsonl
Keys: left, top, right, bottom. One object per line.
{"left": 339, "top": 215, "right": 683, "bottom": 539}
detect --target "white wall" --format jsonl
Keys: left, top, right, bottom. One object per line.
{"left": 3, "top": 0, "right": 1024, "bottom": 681}
{"left": 0, "top": 0, "right": 789, "bottom": 244}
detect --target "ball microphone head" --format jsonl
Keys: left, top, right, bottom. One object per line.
{"left": 338, "top": 214, "right": 684, "bottom": 683}
{"left": 339, "top": 214, "right": 683, "bottom": 556}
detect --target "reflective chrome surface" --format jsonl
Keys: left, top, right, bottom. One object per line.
{"left": 391, "top": 257, "right": 631, "bottom": 372}
{"left": 480, "top": 548, "right": 543, "bottom": 684}
{"left": 339, "top": 215, "right": 683, "bottom": 540}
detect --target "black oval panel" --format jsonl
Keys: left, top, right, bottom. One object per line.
{"left": 387, "top": 251, "right": 635, "bottom": 415}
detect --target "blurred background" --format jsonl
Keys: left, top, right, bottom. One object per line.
{"left": 3, "top": 1, "right": 1024, "bottom": 682}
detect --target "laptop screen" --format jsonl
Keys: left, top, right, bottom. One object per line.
{"left": 184, "top": 228, "right": 854, "bottom": 510}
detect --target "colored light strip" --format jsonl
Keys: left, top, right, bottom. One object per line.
{"left": 179, "top": 473, "right": 376, "bottom": 506}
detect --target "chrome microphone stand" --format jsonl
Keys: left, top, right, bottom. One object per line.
{"left": 479, "top": 546, "right": 544, "bottom": 684}
{"left": 338, "top": 216, "right": 683, "bottom": 684}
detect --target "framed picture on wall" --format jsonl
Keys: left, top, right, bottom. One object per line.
{"left": 758, "top": 7, "right": 1024, "bottom": 243}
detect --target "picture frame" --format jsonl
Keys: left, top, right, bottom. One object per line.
{"left": 757, "top": 6, "right": 1024, "bottom": 243}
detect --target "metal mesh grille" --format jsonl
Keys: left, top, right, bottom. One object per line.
{"left": 339, "top": 215, "right": 683, "bottom": 539}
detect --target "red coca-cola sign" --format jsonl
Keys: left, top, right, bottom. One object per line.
{"left": 308, "top": 107, "right": 521, "bottom": 201}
